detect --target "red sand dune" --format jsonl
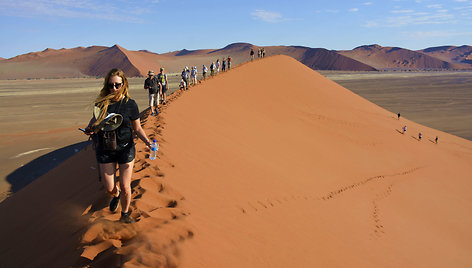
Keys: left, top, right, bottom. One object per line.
{"left": 339, "top": 44, "right": 468, "bottom": 70}
{"left": 420, "top": 45, "right": 472, "bottom": 66}
{"left": 1, "top": 55, "right": 472, "bottom": 267}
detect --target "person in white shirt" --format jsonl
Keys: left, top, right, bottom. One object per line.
{"left": 191, "top": 66, "right": 198, "bottom": 86}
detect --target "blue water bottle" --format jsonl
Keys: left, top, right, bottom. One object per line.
{"left": 150, "top": 139, "right": 158, "bottom": 160}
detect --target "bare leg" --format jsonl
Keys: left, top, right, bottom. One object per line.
{"left": 100, "top": 163, "right": 119, "bottom": 196}
{"left": 118, "top": 160, "right": 135, "bottom": 213}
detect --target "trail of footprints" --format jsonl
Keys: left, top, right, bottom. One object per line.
{"left": 77, "top": 90, "right": 194, "bottom": 267}
{"left": 372, "top": 184, "right": 393, "bottom": 238}
{"left": 238, "top": 166, "right": 423, "bottom": 239}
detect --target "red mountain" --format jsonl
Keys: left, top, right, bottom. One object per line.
{"left": 419, "top": 45, "right": 472, "bottom": 66}
{"left": 338, "top": 44, "right": 468, "bottom": 70}
{"left": 2, "top": 43, "right": 471, "bottom": 79}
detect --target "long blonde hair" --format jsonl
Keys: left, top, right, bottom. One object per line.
{"left": 92, "top": 68, "right": 130, "bottom": 129}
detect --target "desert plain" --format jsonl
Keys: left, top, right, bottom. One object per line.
{"left": 0, "top": 55, "right": 472, "bottom": 267}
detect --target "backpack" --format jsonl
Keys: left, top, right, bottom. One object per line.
{"left": 158, "top": 73, "right": 166, "bottom": 84}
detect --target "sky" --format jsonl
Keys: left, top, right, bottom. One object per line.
{"left": 0, "top": 0, "right": 471, "bottom": 58}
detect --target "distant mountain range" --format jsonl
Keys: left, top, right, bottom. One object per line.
{"left": 0, "top": 43, "right": 471, "bottom": 79}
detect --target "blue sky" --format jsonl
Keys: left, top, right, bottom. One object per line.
{"left": 1, "top": 0, "right": 471, "bottom": 58}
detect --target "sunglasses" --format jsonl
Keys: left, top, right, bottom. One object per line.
{"left": 108, "top": 82, "right": 123, "bottom": 89}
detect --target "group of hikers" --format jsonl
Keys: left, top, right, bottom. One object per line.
{"left": 175, "top": 57, "right": 233, "bottom": 92}
{"left": 144, "top": 68, "right": 169, "bottom": 116}
{"left": 398, "top": 113, "right": 438, "bottom": 143}
{"left": 250, "top": 47, "right": 266, "bottom": 61}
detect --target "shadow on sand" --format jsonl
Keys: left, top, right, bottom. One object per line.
{"left": 6, "top": 141, "right": 92, "bottom": 194}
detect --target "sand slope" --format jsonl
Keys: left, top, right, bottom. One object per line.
{"left": 162, "top": 55, "right": 472, "bottom": 267}
{"left": 1, "top": 55, "right": 471, "bottom": 267}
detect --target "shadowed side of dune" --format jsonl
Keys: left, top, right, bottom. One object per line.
{"left": 5, "top": 141, "right": 91, "bottom": 195}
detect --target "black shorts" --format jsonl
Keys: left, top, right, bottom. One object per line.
{"left": 96, "top": 143, "right": 135, "bottom": 164}
{"left": 161, "top": 84, "right": 168, "bottom": 93}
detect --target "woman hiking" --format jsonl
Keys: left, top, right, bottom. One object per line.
{"left": 84, "top": 68, "right": 152, "bottom": 224}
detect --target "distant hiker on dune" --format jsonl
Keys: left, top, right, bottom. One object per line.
{"left": 262, "top": 47, "right": 266, "bottom": 57}
{"left": 144, "top": 70, "right": 159, "bottom": 116}
{"left": 203, "top": 64, "right": 208, "bottom": 79}
{"left": 83, "top": 68, "right": 153, "bottom": 224}
{"left": 179, "top": 79, "right": 186, "bottom": 90}
{"left": 250, "top": 49, "right": 254, "bottom": 61}
{"left": 435, "top": 136, "right": 439, "bottom": 144}
{"left": 157, "top": 67, "right": 168, "bottom": 105}
{"left": 397, "top": 113, "right": 401, "bottom": 120}
{"left": 191, "top": 66, "right": 198, "bottom": 86}
{"left": 228, "top": 56, "right": 232, "bottom": 69}
{"left": 216, "top": 59, "right": 220, "bottom": 73}
{"left": 418, "top": 132, "right": 422, "bottom": 141}
{"left": 181, "top": 67, "right": 190, "bottom": 90}
{"left": 402, "top": 125, "right": 407, "bottom": 134}
{"left": 210, "top": 62, "right": 215, "bottom": 76}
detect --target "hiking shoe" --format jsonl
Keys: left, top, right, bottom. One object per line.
{"left": 120, "top": 212, "right": 135, "bottom": 224}
{"left": 155, "top": 108, "right": 159, "bottom": 115}
{"left": 162, "top": 100, "right": 166, "bottom": 105}
{"left": 109, "top": 191, "right": 120, "bottom": 212}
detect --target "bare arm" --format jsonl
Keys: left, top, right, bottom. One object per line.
{"left": 131, "top": 118, "right": 151, "bottom": 148}
{"left": 83, "top": 117, "right": 97, "bottom": 135}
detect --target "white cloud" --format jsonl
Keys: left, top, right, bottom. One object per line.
{"left": 387, "top": 12, "right": 455, "bottom": 26}
{"left": 0, "top": 0, "right": 157, "bottom": 22}
{"left": 427, "top": 4, "right": 443, "bottom": 9}
{"left": 391, "top": 9, "right": 415, "bottom": 14}
{"left": 363, "top": 2, "right": 374, "bottom": 5}
{"left": 363, "top": 21, "right": 379, "bottom": 27}
{"left": 349, "top": 8, "right": 359, "bottom": 12}
{"left": 404, "top": 30, "right": 472, "bottom": 39}
{"left": 251, "top": 10, "right": 285, "bottom": 23}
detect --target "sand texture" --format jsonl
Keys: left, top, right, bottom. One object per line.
{"left": 1, "top": 55, "right": 471, "bottom": 267}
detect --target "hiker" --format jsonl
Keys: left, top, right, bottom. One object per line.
{"left": 418, "top": 132, "right": 422, "bottom": 141}
{"left": 227, "top": 56, "right": 232, "bottom": 69}
{"left": 210, "top": 62, "right": 215, "bottom": 76}
{"left": 222, "top": 58, "right": 226, "bottom": 72}
{"left": 202, "top": 64, "right": 208, "bottom": 79}
{"left": 397, "top": 113, "right": 401, "bottom": 120}
{"left": 216, "top": 59, "right": 220, "bottom": 73}
{"left": 261, "top": 48, "right": 266, "bottom": 57}
{"left": 83, "top": 68, "right": 153, "bottom": 224}
{"left": 181, "top": 67, "right": 190, "bottom": 90}
{"left": 258, "top": 48, "right": 261, "bottom": 58}
{"left": 250, "top": 49, "right": 254, "bottom": 61}
{"left": 402, "top": 125, "right": 407, "bottom": 134}
{"left": 179, "top": 79, "right": 186, "bottom": 90}
{"left": 191, "top": 66, "right": 198, "bottom": 86}
{"left": 435, "top": 136, "right": 439, "bottom": 144}
{"left": 157, "top": 67, "right": 168, "bottom": 105}
{"left": 144, "top": 70, "right": 159, "bottom": 116}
